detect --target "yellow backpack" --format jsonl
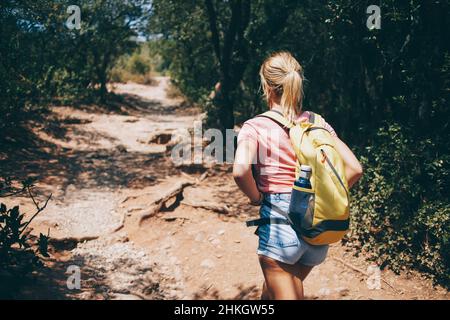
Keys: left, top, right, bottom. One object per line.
{"left": 246, "top": 110, "right": 350, "bottom": 245}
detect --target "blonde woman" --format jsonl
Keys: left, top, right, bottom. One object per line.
{"left": 233, "top": 52, "right": 363, "bottom": 300}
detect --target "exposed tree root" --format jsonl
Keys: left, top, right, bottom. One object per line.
{"left": 332, "top": 257, "right": 402, "bottom": 294}
{"left": 181, "top": 200, "right": 230, "bottom": 214}
{"left": 138, "top": 180, "right": 194, "bottom": 225}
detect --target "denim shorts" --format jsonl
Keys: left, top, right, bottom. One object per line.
{"left": 257, "top": 193, "right": 329, "bottom": 266}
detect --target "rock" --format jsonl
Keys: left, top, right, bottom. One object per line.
{"left": 143, "top": 175, "right": 157, "bottom": 181}
{"left": 70, "top": 238, "right": 174, "bottom": 299}
{"left": 200, "top": 259, "right": 215, "bottom": 269}
{"left": 116, "top": 145, "right": 128, "bottom": 153}
{"left": 112, "top": 293, "right": 143, "bottom": 300}
{"left": 217, "top": 229, "right": 225, "bottom": 236}
{"left": 66, "top": 184, "right": 77, "bottom": 192}
{"left": 169, "top": 257, "right": 178, "bottom": 264}
{"left": 318, "top": 287, "right": 332, "bottom": 296}
{"left": 194, "top": 233, "right": 204, "bottom": 242}
{"left": 335, "top": 287, "right": 350, "bottom": 297}
{"left": 127, "top": 206, "right": 145, "bottom": 213}
{"left": 35, "top": 189, "right": 123, "bottom": 240}
{"left": 169, "top": 289, "right": 180, "bottom": 298}
{"left": 77, "top": 291, "right": 94, "bottom": 300}
{"left": 104, "top": 232, "right": 129, "bottom": 245}
{"left": 148, "top": 131, "right": 173, "bottom": 144}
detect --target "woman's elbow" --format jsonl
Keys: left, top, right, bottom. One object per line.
{"left": 232, "top": 165, "right": 248, "bottom": 181}
{"left": 233, "top": 170, "right": 243, "bottom": 181}
{"left": 352, "top": 163, "right": 364, "bottom": 181}
{"left": 356, "top": 162, "right": 363, "bottom": 176}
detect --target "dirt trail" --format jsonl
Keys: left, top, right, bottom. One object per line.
{"left": 3, "top": 77, "right": 448, "bottom": 300}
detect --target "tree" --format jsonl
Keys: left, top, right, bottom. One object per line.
{"left": 0, "top": 0, "right": 152, "bottom": 127}
{"left": 203, "top": 0, "right": 251, "bottom": 131}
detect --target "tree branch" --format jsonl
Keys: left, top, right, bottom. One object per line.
{"left": 20, "top": 186, "right": 52, "bottom": 234}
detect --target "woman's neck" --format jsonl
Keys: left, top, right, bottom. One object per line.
{"left": 270, "top": 103, "right": 283, "bottom": 113}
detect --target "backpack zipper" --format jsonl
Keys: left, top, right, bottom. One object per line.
{"left": 320, "top": 149, "right": 348, "bottom": 197}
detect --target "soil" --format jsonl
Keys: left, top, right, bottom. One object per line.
{"left": 0, "top": 77, "right": 448, "bottom": 300}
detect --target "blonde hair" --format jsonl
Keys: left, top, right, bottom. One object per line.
{"left": 259, "top": 51, "right": 304, "bottom": 122}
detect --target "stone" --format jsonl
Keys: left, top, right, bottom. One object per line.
{"left": 200, "top": 259, "right": 215, "bottom": 269}
{"left": 194, "top": 233, "right": 204, "bottom": 242}
{"left": 318, "top": 287, "right": 332, "bottom": 296}
{"left": 335, "top": 287, "right": 350, "bottom": 297}
{"left": 112, "top": 293, "right": 143, "bottom": 300}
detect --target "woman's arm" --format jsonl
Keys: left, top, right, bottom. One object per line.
{"left": 333, "top": 137, "right": 363, "bottom": 188}
{"left": 233, "top": 139, "right": 262, "bottom": 204}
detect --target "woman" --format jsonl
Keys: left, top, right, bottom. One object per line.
{"left": 233, "top": 51, "right": 363, "bottom": 300}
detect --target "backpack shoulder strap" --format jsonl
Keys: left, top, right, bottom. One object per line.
{"left": 255, "top": 110, "right": 294, "bottom": 130}
{"left": 308, "top": 111, "right": 315, "bottom": 124}
{"left": 307, "top": 111, "right": 328, "bottom": 131}
{"left": 307, "top": 110, "right": 324, "bottom": 125}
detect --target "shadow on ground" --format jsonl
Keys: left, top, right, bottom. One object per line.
{"left": 0, "top": 95, "right": 180, "bottom": 196}
{"left": 0, "top": 254, "right": 106, "bottom": 300}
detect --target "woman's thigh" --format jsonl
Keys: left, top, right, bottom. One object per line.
{"left": 259, "top": 255, "right": 313, "bottom": 300}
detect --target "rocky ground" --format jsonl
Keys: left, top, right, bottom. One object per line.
{"left": 1, "top": 77, "right": 448, "bottom": 300}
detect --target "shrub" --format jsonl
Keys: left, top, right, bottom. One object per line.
{"left": 0, "top": 178, "right": 50, "bottom": 274}
{"left": 110, "top": 44, "right": 163, "bottom": 85}
{"left": 350, "top": 123, "right": 450, "bottom": 286}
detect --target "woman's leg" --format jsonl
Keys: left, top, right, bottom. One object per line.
{"left": 261, "top": 281, "right": 271, "bottom": 300}
{"left": 259, "top": 255, "right": 310, "bottom": 300}
{"left": 259, "top": 255, "right": 315, "bottom": 300}
{"left": 292, "top": 262, "right": 314, "bottom": 299}
{"left": 297, "top": 262, "right": 314, "bottom": 281}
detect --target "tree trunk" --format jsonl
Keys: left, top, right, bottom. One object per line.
{"left": 204, "top": 0, "right": 250, "bottom": 131}
{"left": 97, "top": 52, "right": 110, "bottom": 103}
{"left": 216, "top": 77, "right": 235, "bottom": 132}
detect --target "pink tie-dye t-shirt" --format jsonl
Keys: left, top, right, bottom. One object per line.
{"left": 237, "top": 111, "right": 337, "bottom": 193}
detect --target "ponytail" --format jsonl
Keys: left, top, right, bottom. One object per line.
{"left": 259, "top": 51, "right": 304, "bottom": 123}
{"left": 281, "top": 70, "right": 303, "bottom": 123}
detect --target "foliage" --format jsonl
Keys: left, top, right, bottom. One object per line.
{"left": 110, "top": 43, "right": 163, "bottom": 85}
{"left": 0, "top": 178, "right": 51, "bottom": 273}
{"left": 351, "top": 124, "right": 450, "bottom": 285}
{"left": 0, "top": 0, "right": 151, "bottom": 129}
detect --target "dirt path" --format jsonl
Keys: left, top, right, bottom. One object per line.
{"left": 2, "top": 77, "right": 448, "bottom": 300}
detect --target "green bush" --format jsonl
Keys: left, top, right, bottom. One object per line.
{"left": 110, "top": 43, "right": 164, "bottom": 85}
{"left": 0, "top": 178, "right": 50, "bottom": 275}
{"left": 130, "top": 54, "right": 150, "bottom": 76}
{"left": 350, "top": 123, "right": 450, "bottom": 286}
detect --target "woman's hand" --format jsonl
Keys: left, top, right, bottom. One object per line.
{"left": 233, "top": 139, "right": 262, "bottom": 204}
{"left": 333, "top": 137, "right": 363, "bottom": 188}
